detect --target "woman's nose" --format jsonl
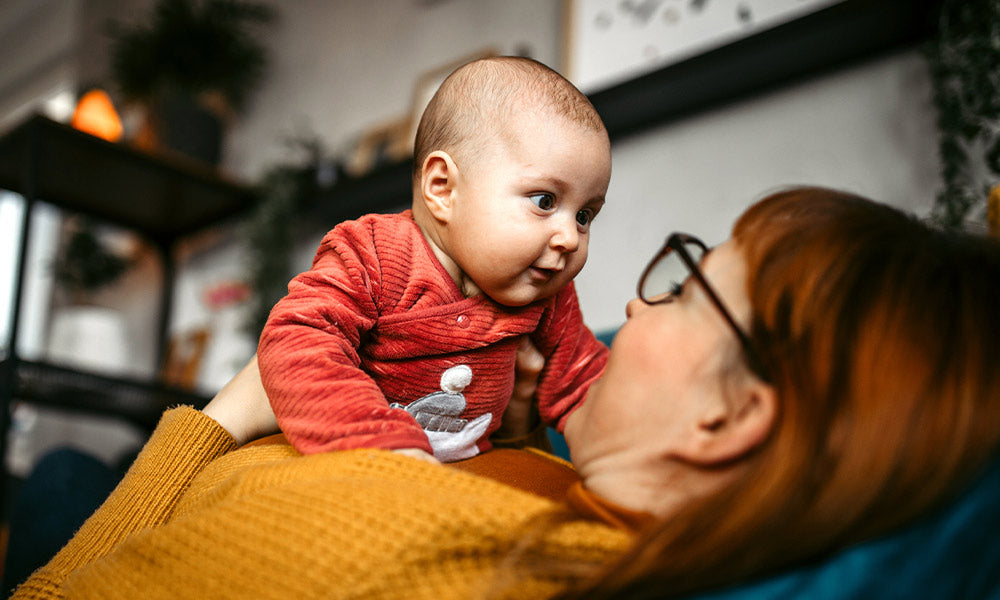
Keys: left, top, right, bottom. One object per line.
{"left": 625, "top": 297, "right": 646, "bottom": 319}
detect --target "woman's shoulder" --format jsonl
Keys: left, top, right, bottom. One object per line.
{"left": 174, "top": 433, "right": 300, "bottom": 517}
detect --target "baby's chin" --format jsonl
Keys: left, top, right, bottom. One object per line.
{"left": 488, "top": 271, "right": 581, "bottom": 306}
{"left": 483, "top": 285, "right": 554, "bottom": 307}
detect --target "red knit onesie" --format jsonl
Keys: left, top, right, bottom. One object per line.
{"left": 258, "top": 210, "right": 608, "bottom": 460}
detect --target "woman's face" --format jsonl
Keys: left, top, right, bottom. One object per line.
{"left": 566, "top": 239, "right": 753, "bottom": 479}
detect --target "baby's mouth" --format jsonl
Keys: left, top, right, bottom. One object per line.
{"left": 529, "top": 265, "right": 559, "bottom": 282}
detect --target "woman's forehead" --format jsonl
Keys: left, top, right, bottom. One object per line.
{"left": 703, "top": 240, "right": 750, "bottom": 307}
{"left": 703, "top": 239, "right": 738, "bottom": 271}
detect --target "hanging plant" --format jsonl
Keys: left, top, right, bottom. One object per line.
{"left": 242, "top": 132, "right": 340, "bottom": 336}
{"left": 244, "top": 166, "right": 302, "bottom": 337}
{"left": 923, "top": 0, "right": 1000, "bottom": 229}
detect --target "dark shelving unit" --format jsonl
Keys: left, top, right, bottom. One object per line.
{"left": 307, "top": 159, "right": 412, "bottom": 226}
{"left": 0, "top": 114, "right": 255, "bottom": 509}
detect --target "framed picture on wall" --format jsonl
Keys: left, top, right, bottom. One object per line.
{"left": 563, "top": 0, "right": 844, "bottom": 93}
{"left": 562, "top": 0, "right": 940, "bottom": 140}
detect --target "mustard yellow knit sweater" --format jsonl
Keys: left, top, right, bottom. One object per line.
{"left": 13, "top": 407, "right": 631, "bottom": 599}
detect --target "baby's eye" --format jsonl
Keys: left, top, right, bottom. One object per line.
{"left": 576, "top": 209, "right": 595, "bottom": 227}
{"left": 529, "top": 193, "right": 556, "bottom": 211}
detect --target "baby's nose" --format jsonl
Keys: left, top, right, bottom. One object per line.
{"left": 550, "top": 218, "right": 579, "bottom": 252}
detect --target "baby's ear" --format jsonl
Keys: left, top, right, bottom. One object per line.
{"left": 420, "top": 151, "right": 458, "bottom": 222}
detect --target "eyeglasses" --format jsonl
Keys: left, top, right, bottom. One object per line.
{"left": 637, "top": 233, "right": 769, "bottom": 381}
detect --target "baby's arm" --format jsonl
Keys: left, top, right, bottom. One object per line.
{"left": 257, "top": 226, "right": 431, "bottom": 455}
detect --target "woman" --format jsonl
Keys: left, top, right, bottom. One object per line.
{"left": 14, "top": 187, "right": 1000, "bottom": 599}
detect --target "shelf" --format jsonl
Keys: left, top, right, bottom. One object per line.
{"left": 0, "top": 114, "right": 255, "bottom": 492}
{"left": 2, "top": 359, "right": 210, "bottom": 430}
{"left": 0, "top": 114, "right": 255, "bottom": 243}
{"left": 307, "top": 159, "right": 412, "bottom": 225}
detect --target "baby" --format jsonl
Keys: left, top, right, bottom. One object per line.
{"left": 258, "top": 56, "right": 611, "bottom": 462}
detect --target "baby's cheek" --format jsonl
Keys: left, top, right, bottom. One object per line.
{"left": 567, "top": 248, "right": 588, "bottom": 278}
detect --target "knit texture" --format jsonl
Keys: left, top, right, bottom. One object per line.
{"left": 13, "top": 407, "right": 236, "bottom": 599}
{"left": 258, "top": 210, "right": 608, "bottom": 456}
{"left": 13, "top": 407, "right": 632, "bottom": 600}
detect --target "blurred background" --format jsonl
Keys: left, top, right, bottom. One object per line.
{"left": 0, "top": 0, "right": 994, "bottom": 576}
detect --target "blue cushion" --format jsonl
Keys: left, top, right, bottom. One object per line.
{"left": 685, "top": 457, "right": 1000, "bottom": 600}
{"left": 594, "top": 328, "right": 618, "bottom": 348}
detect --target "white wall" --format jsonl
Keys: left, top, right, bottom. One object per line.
{"left": 576, "top": 50, "right": 939, "bottom": 331}
{"left": 0, "top": 0, "right": 80, "bottom": 130}
{"left": 225, "top": 0, "right": 564, "bottom": 180}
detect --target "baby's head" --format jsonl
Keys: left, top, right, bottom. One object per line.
{"left": 412, "top": 56, "right": 611, "bottom": 306}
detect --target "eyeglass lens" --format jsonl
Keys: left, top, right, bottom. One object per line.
{"left": 642, "top": 241, "right": 705, "bottom": 300}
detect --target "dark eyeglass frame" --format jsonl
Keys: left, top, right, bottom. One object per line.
{"left": 637, "top": 232, "right": 770, "bottom": 382}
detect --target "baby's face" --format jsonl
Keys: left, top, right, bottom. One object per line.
{"left": 444, "top": 111, "right": 611, "bottom": 306}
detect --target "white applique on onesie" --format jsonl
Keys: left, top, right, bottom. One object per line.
{"left": 390, "top": 364, "right": 491, "bottom": 462}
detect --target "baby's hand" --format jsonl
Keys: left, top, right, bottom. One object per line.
{"left": 392, "top": 448, "right": 441, "bottom": 464}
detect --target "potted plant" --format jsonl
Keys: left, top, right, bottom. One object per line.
{"left": 47, "top": 218, "right": 134, "bottom": 374}
{"left": 107, "top": 0, "right": 275, "bottom": 165}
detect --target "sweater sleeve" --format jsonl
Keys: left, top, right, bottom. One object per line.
{"left": 12, "top": 407, "right": 236, "bottom": 600}
{"left": 257, "top": 222, "right": 432, "bottom": 454}
{"left": 532, "top": 283, "right": 609, "bottom": 432}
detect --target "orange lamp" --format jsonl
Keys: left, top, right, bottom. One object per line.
{"left": 71, "top": 89, "right": 123, "bottom": 142}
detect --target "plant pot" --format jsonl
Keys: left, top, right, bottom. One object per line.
{"left": 133, "top": 94, "right": 225, "bottom": 166}
{"left": 47, "top": 306, "right": 130, "bottom": 376}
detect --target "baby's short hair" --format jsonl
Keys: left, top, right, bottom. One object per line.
{"left": 412, "top": 56, "right": 605, "bottom": 182}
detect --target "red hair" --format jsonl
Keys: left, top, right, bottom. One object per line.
{"left": 555, "top": 187, "right": 1000, "bottom": 598}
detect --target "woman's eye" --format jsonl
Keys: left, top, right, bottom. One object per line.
{"left": 529, "top": 193, "right": 556, "bottom": 211}
{"left": 576, "top": 209, "right": 595, "bottom": 227}
{"left": 668, "top": 281, "right": 684, "bottom": 298}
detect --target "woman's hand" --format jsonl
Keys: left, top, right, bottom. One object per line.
{"left": 492, "top": 336, "right": 546, "bottom": 442}
{"left": 202, "top": 355, "right": 279, "bottom": 446}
